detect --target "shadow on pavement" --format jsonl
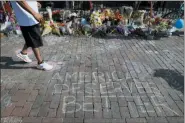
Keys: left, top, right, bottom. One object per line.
{"left": 153, "top": 69, "right": 184, "bottom": 93}
{"left": 0, "top": 56, "right": 35, "bottom": 69}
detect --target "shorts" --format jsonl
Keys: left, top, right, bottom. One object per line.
{"left": 20, "top": 24, "right": 43, "bottom": 48}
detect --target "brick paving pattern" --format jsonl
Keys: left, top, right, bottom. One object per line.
{"left": 1, "top": 34, "right": 184, "bottom": 123}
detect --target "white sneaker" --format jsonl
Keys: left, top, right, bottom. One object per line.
{"left": 37, "top": 62, "right": 53, "bottom": 71}
{"left": 17, "top": 52, "right": 32, "bottom": 63}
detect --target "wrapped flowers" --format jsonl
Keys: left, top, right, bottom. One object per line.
{"left": 90, "top": 11, "right": 102, "bottom": 28}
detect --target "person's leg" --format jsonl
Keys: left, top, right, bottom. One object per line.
{"left": 17, "top": 44, "right": 32, "bottom": 63}
{"left": 20, "top": 24, "right": 52, "bottom": 70}
{"left": 21, "top": 44, "right": 28, "bottom": 54}
{"left": 35, "top": 47, "right": 53, "bottom": 70}
{"left": 32, "top": 47, "right": 43, "bottom": 64}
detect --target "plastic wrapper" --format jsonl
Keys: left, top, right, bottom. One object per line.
{"left": 46, "top": 7, "right": 53, "bottom": 23}
{"left": 127, "top": 25, "right": 135, "bottom": 33}
{"left": 131, "top": 10, "right": 146, "bottom": 26}
{"left": 0, "top": 16, "right": 11, "bottom": 31}
{"left": 101, "top": 24, "right": 107, "bottom": 34}
{"left": 82, "top": 24, "right": 92, "bottom": 35}
{"left": 9, "top": 14, "right": 16, "bottom": 24}
{"left": 42, "top": 26, "right": 52, "bottom": 36}
{"left": 116, "top": 26, "right": 124, "bottom": 34}
{"left": 116, "top": 25, "right": 130, "bottom": 36}
{"left": 66, "top": 21, "right": 73, "bottom": 35}
{"left": 69, "top": 13, "right": 77, "bottom": 18}
{"left": 7, "top": 25, "right": 14, "bottom": 31}
{"left": 90, "top": 11, "right": 102, "bottom": 28}
{"left": 52, "top": 25, "right": 61, "bottom": 36}
{"left": 15, "top": 29, "right": 22, "bottom": 35}
{"left": 92, "top": 24, "right": 107, "bottom": 36}
{"left": 120, "top": 6, "right": 133, "bottom": 19}
{"left": 0, "top": 21, "right": 11, "bottom": 31}
{"left": 59, "top": 27, "right": 66, "bottom": 34}
{"left": 120, "top": 6, "right": 133, "bottom": 25}
{"left": 42, "top": 21, "right": 50, "bottom": 28}
{"left": 62, "top": 10, "right": 71, "bottom": 20}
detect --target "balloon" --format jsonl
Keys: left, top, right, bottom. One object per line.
{"left": 81, "top": 18, "right": 87, "bottom": 25}
{"left": 175, "top": 19, "right": 184, "bottom": 29}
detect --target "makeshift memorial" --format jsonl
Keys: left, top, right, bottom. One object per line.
{"left": 0, "top": 2, "right": 182, "bottom": 40}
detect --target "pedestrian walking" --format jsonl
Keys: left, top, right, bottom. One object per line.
{"left": 10, "top": 1, "right": 53, "bottom": 70}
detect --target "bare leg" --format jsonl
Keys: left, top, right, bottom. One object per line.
{"left": 32, "top": 48, "right": 43, "bottom": 64}
{"left": 21, "top": 44, "right": 28, "bottom": 54}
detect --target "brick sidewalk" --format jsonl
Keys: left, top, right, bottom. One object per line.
{"left": 1, "top": 34, "right": 184, "bottom": 123}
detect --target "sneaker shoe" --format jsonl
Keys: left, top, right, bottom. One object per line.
{"left": 17, "top": 52, "right": 32, "bottom": 63}
{"left": 37, "top": 62, "right": 53, "bottom": 71}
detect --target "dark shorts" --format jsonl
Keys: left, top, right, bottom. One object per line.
{"left": 20, "top": 24, "right": 43, "bottom": 48}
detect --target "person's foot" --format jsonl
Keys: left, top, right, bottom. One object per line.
{"left": 37, "top": 62, "right": 53, "bottom": 71}
{"left": 17, "top": 52, "right": 32, "bottom": 63}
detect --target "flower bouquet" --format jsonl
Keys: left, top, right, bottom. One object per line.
{"left": 51, "top": 23, "right": 61, "bottom": 36}
{"left": 46, "top": 7, "right": 53, "bottom": 23}
{"left": 41, "top": 21, "right": 52, "bottom": 36}
{"left": 131, "top": 10, "right": 146, "bottom": 26}
{"left": 119, "top": 6, "right": 133, "bottom": 25}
